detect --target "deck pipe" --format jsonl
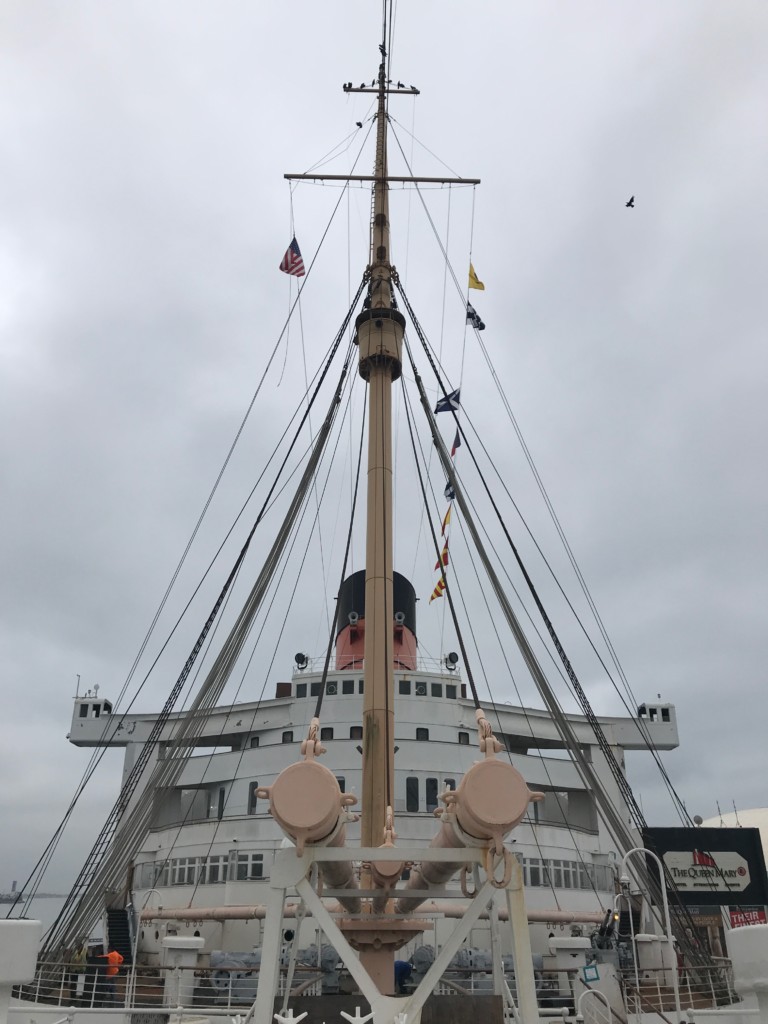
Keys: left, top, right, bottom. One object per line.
{"left": 141, "top": 904, "right": 605, "bottom": 925}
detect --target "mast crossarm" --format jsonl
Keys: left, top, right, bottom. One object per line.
{"left": 343, "top": 86, "right": 420, "bottom": 95}
{"left": 284, "top": 173, "right": 480, "bottom": 184}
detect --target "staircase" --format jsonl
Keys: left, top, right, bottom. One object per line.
{"left": 105, "top": 907, "right": 133, "bottom": 964}
{"left": 617, "top": 905, "right": 642, "bottom": 942}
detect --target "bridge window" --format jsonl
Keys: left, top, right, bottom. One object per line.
{"left": 320, "top": 727, "right": 334, "bottom": 741}
{"left": 426, "top": 778, "right": 439, "bottom": 812}
{"left": 247, "top": 782, "right": 259, "bottom": 815}
{"left": 406, "top": 777, "right": 419, "bottom": 812}
{"left": 431, "top": 683, "right": 442, "bottom": 698}
{"left": 282, "top": 731, "right": 294, "bottom": 744}
{"left": 336, "top": 777, "right": 346, "bottom": 793}
{"left": 350, "top": 726, "right": 363, "bottom": 740}
{"left": 342, "top": 679, "right": 355, "bottom": 695}
{"left": 458, "top": 731, "right": 470, "bottom": 745}
{"left": 445, "top": 684, "right": 457, "bottom": 699}
{"left": 416, "top": 728, "right": 429, "bottom": 741}
{"left": 399, "top": 680, "right": 411, "bottom": 695}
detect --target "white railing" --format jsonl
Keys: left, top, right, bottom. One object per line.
{"left": 13, "top": 961, "right": 323, "bottom": 1013}
{"left": 292, "top": 655, "right": 462, "bottom": 677}
{"left": 618, "top": 963, "right": 739, "bottom": 1014}
{"left": 15, "top": 958, "right": 741, "bottom": 1016}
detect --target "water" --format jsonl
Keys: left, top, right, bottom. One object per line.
{"left": 4, "top": 895, "right": 69, "bottom": 934}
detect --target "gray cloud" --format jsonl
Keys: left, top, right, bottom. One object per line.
{"left": 1, "top": 1, "right": 767, "bottom": 892}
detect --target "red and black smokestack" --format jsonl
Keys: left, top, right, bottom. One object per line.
{"left": 335, "top": 570, "right": 417, "bottom": 671}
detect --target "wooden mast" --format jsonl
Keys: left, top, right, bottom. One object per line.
{"left": 357, "top": 45, "right": 404, "bottom": 852}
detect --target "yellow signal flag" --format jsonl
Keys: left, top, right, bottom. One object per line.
{"left": 429, "top": 578, "right": 446, "bottom": 603}
{"left": 468, "top": 262, "right": 485, "bottom": 291}
{"left": 434, "top": 541, "right": 449, "bottom": 572}
{"left": 441, "top": 507, "right": 452, "bottom": 537}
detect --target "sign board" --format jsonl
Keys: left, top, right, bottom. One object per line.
{"left": 729, "top": 905, "right": 767, "bottom": 928}
{"left": 671, "top": 905, "right": 723, "bottom": 928}
{"left": 663, "top": 849, "right": 750, "bottom": 893}
{"left": 643, "top": 827, "right": 768, "bottom": 908}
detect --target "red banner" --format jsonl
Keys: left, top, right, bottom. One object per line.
{"left": 729, "top": 906, "right": 767, "bottom": 928}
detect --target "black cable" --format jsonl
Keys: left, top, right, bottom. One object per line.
{"left": 389, "top": 115, "right": 692, "bottom": 827}
{"left": 37, "top": 283, "right": 367, "bottom": 947}
{"left": 175, "top": 349, "right": 361, "bottom": 905}
{"left": 397, "top": 276, "right": 714, "bottom": 963}
{"left": 400, "top": 375, "right": 481, "bottom": 710}
{"left": 401, "top": 374, "right": 576, "bottom": 909}
{"left": 11, "top": 271, "right": 371, "bottom": 922}
{"left": 314, "top": 389, "right": 367, "bottom": 721}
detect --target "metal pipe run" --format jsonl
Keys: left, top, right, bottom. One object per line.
{"left": 140, "top": 903, "right": 605, "bottom": 925}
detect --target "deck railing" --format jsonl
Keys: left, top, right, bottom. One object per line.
{"left": 13, "top": 957, "right": 742, "bottom": 1016}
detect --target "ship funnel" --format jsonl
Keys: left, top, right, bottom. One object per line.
{"left": 335, "top": 570, "right": 417, "bottom": 671}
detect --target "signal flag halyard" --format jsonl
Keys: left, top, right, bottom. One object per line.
{"left": 279, "top": 236, "right": 306, "bottom": 277}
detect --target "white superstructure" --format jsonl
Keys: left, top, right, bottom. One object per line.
{"left": 69, "top": 670, "right": 678, "bottom": 957}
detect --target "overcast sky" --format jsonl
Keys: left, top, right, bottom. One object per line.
{"left": 1, "top": 1, "right": 767, "bottom": 894}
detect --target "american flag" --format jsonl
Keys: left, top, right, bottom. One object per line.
{"left": 279, "top": 236, "right": 306, "bottom": 277}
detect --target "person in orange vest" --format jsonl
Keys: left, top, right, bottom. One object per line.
{"left": 97, "top": 948, "right": 124, "bottom": 1003}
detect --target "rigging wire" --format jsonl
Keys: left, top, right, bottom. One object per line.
{"left": 174, "top": 353, "right": 362, "bottom": 904}
{"left": 400, "top": 378, "right": 480, "bottom": 710}
{"left": 289, "top": 187, "right": 331, "bottom": 637}
{"left": 10, "top": 137, "right": 374, "bottom": 914}
{"left": 401, "top": 374, "right": 607, "bottom": 909}
{"left": 13, "top": 276, "right": 366, "bottom": 917}
{"left": 397, "top": 276, "right": 712, "bottom": 956}
{"left": 42, "top": 336, "right": 356, "bottom": 957}
{"left": 313, "top": 389, "right": 367, "bottom": 722}
{"left": 387, "top": 115, "right": 693, "bottom": 825}
{"left": 27, "top": 74, "right": 378, "bottom": 913}
{"left": 398, "top": 273, "right": 649, "bottom": 825}
{"left": 33, "top": 280, "right": 367, "bottom": 946}
{"left": 387, "top": 114, "right": 463, "bottom": 179}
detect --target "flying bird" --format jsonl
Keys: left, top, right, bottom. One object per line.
{"left": 625, "top": 195, "right": 635, "bottom": 208}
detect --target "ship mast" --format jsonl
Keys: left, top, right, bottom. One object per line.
{"left": 357, "top": 44, "right": 403, "bottom": 851}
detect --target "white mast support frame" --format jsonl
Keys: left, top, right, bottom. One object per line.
{"left": 251, "top": 844, "right": 540, "bottom": 1024}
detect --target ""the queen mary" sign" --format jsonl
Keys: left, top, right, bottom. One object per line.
{"left": 643, "top": 826, "right": 768, "bottom": 908}
{"left": 663, "top": 848, "right": 751, "bottom": 892}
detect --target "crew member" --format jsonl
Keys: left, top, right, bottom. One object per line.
{"left": 98, "top": 948, "right": 124, "bottom": 1003}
